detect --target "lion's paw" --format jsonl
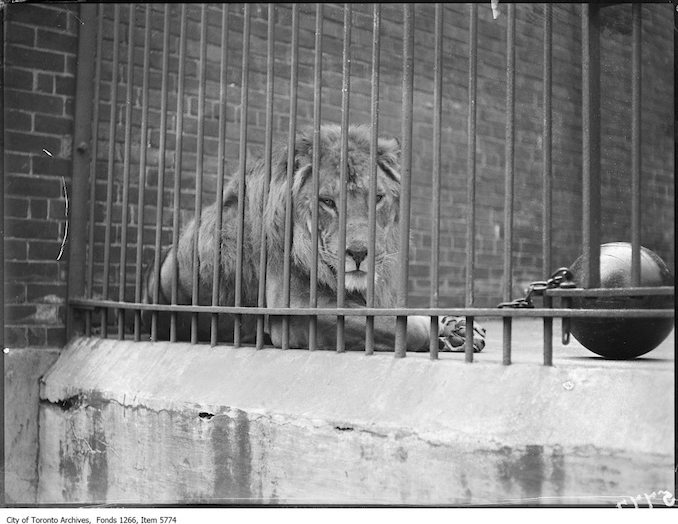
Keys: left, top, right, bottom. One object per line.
{"left": 438, "top": 316, "right": 486, "bottom": 353}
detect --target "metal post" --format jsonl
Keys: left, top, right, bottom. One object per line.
{"left": 72, "top": 3, "right": 99, "bottom": 340}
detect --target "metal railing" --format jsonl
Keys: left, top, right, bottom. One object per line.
{"left": 67, "top": 3, "right": 674, "bottom": 364}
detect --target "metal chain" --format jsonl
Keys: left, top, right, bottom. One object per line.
{"left": 497, "top": 267, "right": 576, "bottom": 308}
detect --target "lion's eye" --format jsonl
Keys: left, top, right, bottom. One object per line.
{"left": 319, "top": 197, "right": 336, "bottom": 210}
{"left": 376, "top": 193, "right": 385, "bottom": 204}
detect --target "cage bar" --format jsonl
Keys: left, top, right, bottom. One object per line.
{"left": 256, "top": 4, "right": 275, "bottom": 350}
{"left": 429, "top": 3, "right": 443, "bottom": 360}
{"left": 281, "top": 4, "right": 300, "bottom": 350}
{"left": 336, "top": 3, "right": 352, "bottom": 353}
{"left": 101, "top": 5, "right": 121, "bottom": 338}
{"left": 502, "top": 3, "right": 516, "bottom": 366}
{"left": 631, "top": 3, "right": 642, "bottom": 286}
{"left": 465, "top": 3, "right": 479, "bottom": 364}
{"left": 211, "top": 5, "right": 230, "bottom": 348}
{"left": 581, "top": 4, "right": 601, "bottom": 289}
{"left": 190, "top": 5, "right": 208, "bottom": 345}
{"left": 234, "top": 4, "right": 251, "bottom": 348}
{"left": 150, "top": 5, "right": 171, "bottom": 342}
{"left": 365, "top": 3, "right": 381, "bottom": 355}
{"left": 308, "top": 4, "right": 324, "bottom": 351}
{"left": 170, "top": 4, "right": 188, "bottom": 342}
{"left": 542, "top": 2, "right": 553, "bottom": 366}
{"left": 394, "top": 3, "right": 415, "bottom": 358}
{"left": 133, "top": 5, "right": 152, "bottom": 342}
{"left": 84, "top": 4, "right": 103, "bottom": 338}
{"left": 117, "top": 4, "right": 136, "bottom": 340}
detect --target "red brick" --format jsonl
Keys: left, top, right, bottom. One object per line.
{"left": 4, "top": 197, "right": 29, "bottom": 218}
{"left": 30, "top": 199, "right": 49, "bottom": 220}
{"left": 5, "top": 110, "right": 32, "bottom": 132}
{"left": 55, "top": 75, "right": 76, "bottom": 96}
{"left": 4, "top": 282, "right": 27, "bottom": 304}
{"left": 6, "top": 175, "right": 63, "bottom": 199}
{"left": 5, "top": 217, "right": 61, "bottom": 242}
{"left": 7, "top": 22, "right": 36, "bottom": 47}
{"left": 32, "top": 156, "right": 72, "bottom": 177}
{"left": 4, "top": 239, "right": 28, "bottom": 260}
{"left": 36, "top": 28, "right": 78, "bottom": 54}
{"left": 8, "top": 4, "right": 70, "bottom": 30}
{"left": 5, "top": 261, "right": 62, "bottom": 282}
{"left": 3, "top": 67, "right": 34, "bottom": 90}
{"left": 34, "top": 114, "right": 73, "bottom": 135}
{"left": 5, "top": 131, "right": 62, "bottom": 157}
{"left": 26, "top": 283, "right": 67, "bottom": 302}
{"left": 4, "top": 89, "right": 64, "bottom": 115}
{"left": 28, "top": 240, "right": 65, "bottom": 261}
{"left": 37, "top": 73, "right": 54, "bottom": 94}
{"left": 5, "top": 45, "right": 66, "bottom": 73}
{"left": 4, "top": 327, "right": 29, "bottom": 347}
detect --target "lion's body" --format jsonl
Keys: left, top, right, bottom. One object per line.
{"left": 144, "top": 125, "right": 432, "bottom": 350}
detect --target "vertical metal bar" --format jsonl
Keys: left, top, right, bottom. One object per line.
{"left": 429, "top": 4, "right": 443, "bottom": 360}
{"left": 101, "top": 5, "right": 121, "bottom": 338}
{"left": 190, "top": 5, "right": 208, "bottom": 345}
{"left": 170, "top": 4, "right": 188, "bottom": 342}
{"left": 394, "top": 4, "right": 414, "bottom": 358}
{"left": 465, "top": 3, "right": 478, "bottom": 364}
{"left": 212, "top": 5, "right": 230, "bottom": 347}
{"left": 134, "top": 5, "right": 152, "bottom": 342}
{"left": 336, "top": 3, "right": 351, "bottom": 353}
{"left": 151, "top": 5, "right": 171, "bottom": 342}
{"left": 631, "top": 3, "right": 642, "bottom": 286}
{"left": 365, "top": 3, "right": 381, "bottom": 355}
{"left": 308, "top": 3, "right": 323, "bottom": 351}
{"left": 256, "top": 4, "right": 275, "bottom": 350}
{"left": 118, "top": 4, "right": 136, "bottom": 340}
{"left": 85, "top": 5, "right": 103, "bottom": 338}
{"left": 68, "top": 3, "right": 98, "bottom": 340}
{"left": 581, "top": 3, "right": 601, "bottom": 289}
{"left": 234, "top": 4, "right": 251, "bottom": 348}
{"left": 502, "top": 4, "right": 516, "bottom": 366}
{"left": 282, "top": 4, "right": 299, "bottom": 350}
{"left": 542, "top": 3, "right": 553, "bottom": 366}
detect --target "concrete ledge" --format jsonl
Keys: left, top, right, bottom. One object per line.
{"left": 37, "top": 336, "right": 674, "bottom": 505}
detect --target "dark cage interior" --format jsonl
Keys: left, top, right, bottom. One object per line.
{"left": 61, "top": 3, "right": 673, "bottom": 357}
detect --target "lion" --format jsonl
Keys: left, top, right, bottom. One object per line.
{"left": 143, "top": 124, "right": 485, "bottom": 352}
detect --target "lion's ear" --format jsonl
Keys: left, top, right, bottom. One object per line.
{"left": 377, "top": 136, "right": 401, "bottom": 169}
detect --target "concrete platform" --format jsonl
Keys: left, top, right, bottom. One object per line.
{"left": 36, "top": 320, "right": 674, "bottom": 506}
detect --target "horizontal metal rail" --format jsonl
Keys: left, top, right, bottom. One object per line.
{"left": 69, "top": 299, "right": 674, "bottom": 319}
{"left": 546, "top": 286, "right": 674, "bottom": 297}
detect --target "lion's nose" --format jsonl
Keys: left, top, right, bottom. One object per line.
{"left": 346, "top": 246, "right": 368, "bottom": 269}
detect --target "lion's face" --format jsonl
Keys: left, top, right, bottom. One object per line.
{"left": 286, "top": 125, "right": 402, "bottom": 296}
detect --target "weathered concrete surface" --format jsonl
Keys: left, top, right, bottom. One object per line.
{"left": 37, "top": 331, "right": 674, "bottom": 505}
{"left": 5, "top": 347, "right": 61, "bottom": 503}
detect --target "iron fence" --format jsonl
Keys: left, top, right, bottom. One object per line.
{"left": 67, "top": 3, "right": 674, "bottom": 364}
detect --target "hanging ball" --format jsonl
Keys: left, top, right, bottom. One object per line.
{"left": 569, "top": 242, "right": 674, "bottom": 359}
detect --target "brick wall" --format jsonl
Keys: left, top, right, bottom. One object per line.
{"left": 4, "top": 4, "right": 80, "bottom": 347}
{"left": 3, "top": 3, "right": 674, "bottom": 346}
